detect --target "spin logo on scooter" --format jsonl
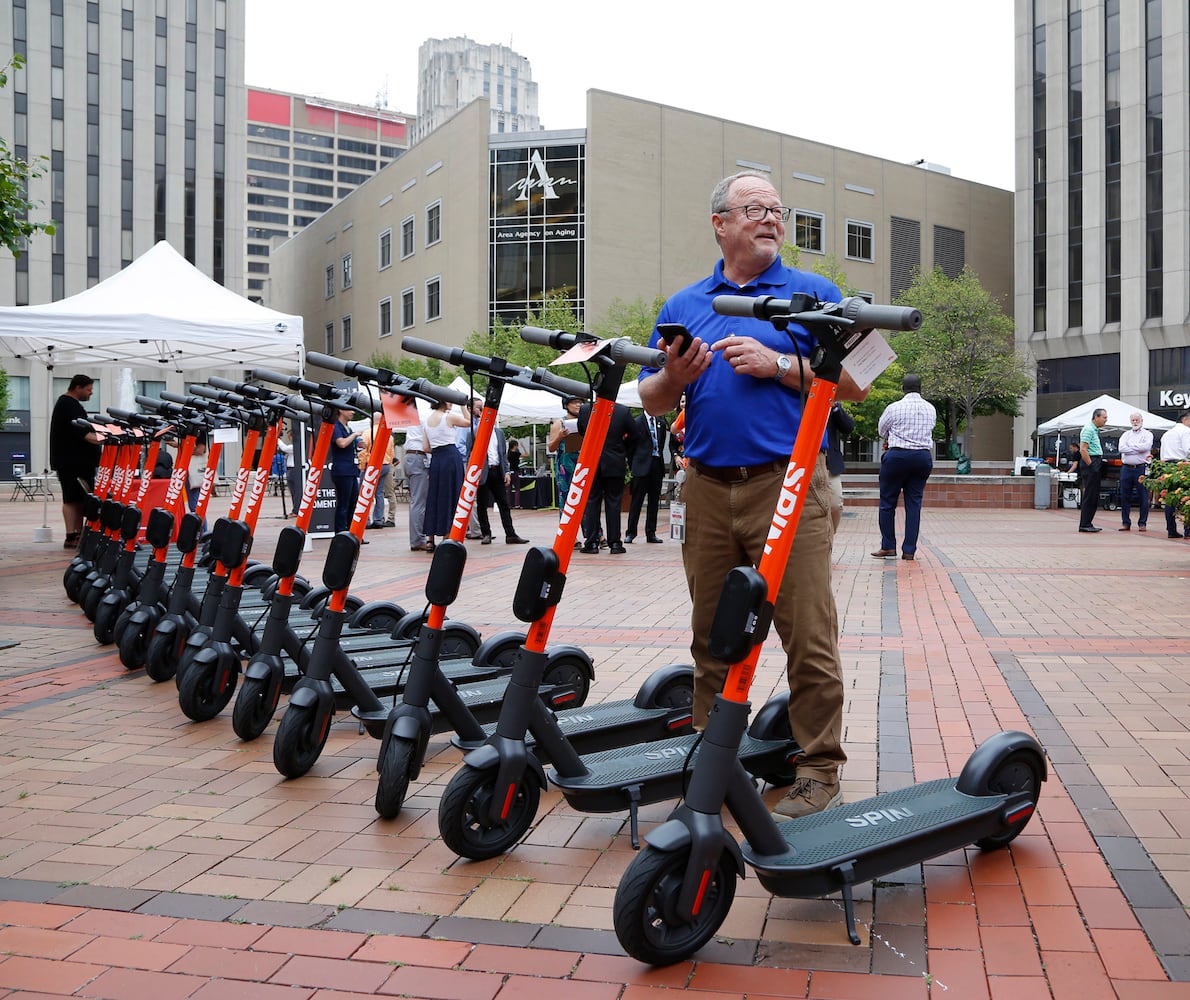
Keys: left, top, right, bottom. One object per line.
{"left": 247, "top": 467, "right": 269, "bottom": 510}
{"left": 451, "top": 463, "right": 483, "bottom": 534}
{"left": 201, "top": 464, "right": 218, "bottom": 499}
{"left": 763, "top": 460, "right": 808, "bottom": 555}
{"left": 845, "top": 806, "right": 914, "bottom": 828}
{"left": 353, "top": 462, "right": 382, "bottom": 522}
{"left": 556, "top": 465, "right": 591, "bottom": 536}
{"left": 299, "top": 467, "right": 321, "bottom": 511}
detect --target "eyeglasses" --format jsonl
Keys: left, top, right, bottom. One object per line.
{"left": 720, "top": 204, "right": 792, "bottom": 222}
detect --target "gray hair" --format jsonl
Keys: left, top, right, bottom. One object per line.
{"left": 710, "top": 171, "right": 772, "bottom": 215}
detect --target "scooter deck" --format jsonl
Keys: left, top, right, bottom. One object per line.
{"left": 453, "top": 701, "right": 694, "bottom": 763}
{"left": 350, "top": 673, "right": 521, "bottom": 735}
{"left": 743, "top": 778, "right": 1019, "bottom": 898}
{"left": 319, "top": 655, "right": 506, "bottom": 707}
{"left": 549, "top": 730, "right": 794, "bottom": 812}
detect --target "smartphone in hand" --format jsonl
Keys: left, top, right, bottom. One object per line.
{"left": 657, "top": 323, "right": 692, "bottom": 356}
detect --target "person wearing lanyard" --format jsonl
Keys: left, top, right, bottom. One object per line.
{"left": 872, "top": 374, "right": 937, "bottom": 560}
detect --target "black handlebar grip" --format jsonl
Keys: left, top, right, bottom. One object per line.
{"left": 399, "top": 337, "right": 459, "bottom": 364}
{"left": 608, "top": 338, "right": 667, "bottom": 368}
{"left": 519, "top": 326, "right": 577, "bottom": 350}
{"left": 304, "top": 351, "right": 355, "bottom": 375}
{"left": 840, "top": 297, "right": 922, "bottom": 332}
{"left": 530, "top": 369, "right": 591, "bottom": 399}
{"left": 408, "top": 378, "right": 470, "bottom": 407}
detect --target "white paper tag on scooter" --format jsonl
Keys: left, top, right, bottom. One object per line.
{"left": 841, "top": 329, "right": 896, "bottom": 389}
{"left": 211, "top": 424, "right": 239, "bottom": 445}
{"left": 669, "top": 501, "right": 685, "bottom": 544}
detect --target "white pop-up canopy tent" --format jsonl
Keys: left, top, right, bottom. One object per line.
{"left": 0, "top": 241, "right": 304, "bottom": 374}
{"left": 1036, "top": 394, "right": 1174, "bottom": 435}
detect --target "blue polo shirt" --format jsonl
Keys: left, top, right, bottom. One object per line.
{"left": 640, "top": 257, "right": 840, "bottom": 466}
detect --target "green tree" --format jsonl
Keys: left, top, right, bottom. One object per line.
{"left": 1, "top": 55, "right": 55, "bottom": 258}
{"left": 891, "top": 266, "right": 1031, "bottom": 454}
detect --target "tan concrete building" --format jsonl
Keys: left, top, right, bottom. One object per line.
{"left": 272, "top": 90, "right": 1015, "bottom": 457}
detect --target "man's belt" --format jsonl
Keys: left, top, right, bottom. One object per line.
{"left": 689, "top": 457, "right": 800, "bottom": 484}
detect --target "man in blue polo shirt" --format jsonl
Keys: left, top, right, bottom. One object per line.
{"left": 638, "top": 170, "right": 870, "bottom": 820}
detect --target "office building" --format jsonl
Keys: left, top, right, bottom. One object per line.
{"left": 271, "top": 90, "right": 1014, "bottom": 457}
{"left": 1015, "top": 0, "right": 1190, "bottom": 448}
{"left": 245, "top": 88, "right": 413, "bottom": 303}
{"left": 413, "top": 36, "right": 539, "bottom": 142}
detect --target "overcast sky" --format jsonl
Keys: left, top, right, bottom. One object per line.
{"left": 245, "top": 0, "right": 1017, "bottom": 191}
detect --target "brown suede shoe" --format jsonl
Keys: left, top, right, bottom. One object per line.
{"left": 871, "top": 549, "right": 896, "bottom": 558}
{"left": 771, "top": 775, "right": 844, "bottom": 821}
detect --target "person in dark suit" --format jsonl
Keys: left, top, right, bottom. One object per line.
{"left": 825, "top": 402, "right": 854, "bottom": 533}
{"left": 625, "top": 411, "right": 670, "bottom": 543}
{"left": 577, "top": 401, "right": 638, "bottom": 554}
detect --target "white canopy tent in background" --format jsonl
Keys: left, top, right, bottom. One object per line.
{"left": 1035, "top": 393, "right": 1175, "bottom": 435}
{"left": 0, "top": 241, "right": 304, "bottom": 377}
{"left": 0, "top": 240, "right": 304, "bottom": 485}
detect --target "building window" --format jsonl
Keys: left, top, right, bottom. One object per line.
{"left": 401, "top": 216, "right": 414, "bottom": 259}
{"left": 324, "top": 322, "right": 334, "bottom": 354}
{"left": 1144, "top": 0, "right": 1162, "bottom": 319}
{"left": 426, "top": 201, "right": 442, "bottom": 247}
{"left": 379, "top": 297, "right": 392, "bottom": 338}
{"left": 1104, "top": 0, "right": 1121, "bottom": 325}
{"left": 341, "top": 253, "right": 352, "bottom": 290}
{"left": 325, "top": 264, "right": 334, "bottom": 298}
{"left": 845, "top": 220, "right": 873, "bottom": 262}
{"left": 793, "top": 210, "right": 824, "bottom": 253}
{"left": 1068, "top": 0, "right": 1083, "bottom": 328}
{"left": 426, "top": 277, "right": 441, "bottom": 321}
{"left": 401, "top": 287, "right": 414, "bottom": 329}
{"left": 341, "top": 315, "right": 352, "bottom": 350}
{"left": 1033, "top": 0, "right": 1048, "bottom": 331}
{"left": 379, "top": 228, "right": 392, "bottom": 269}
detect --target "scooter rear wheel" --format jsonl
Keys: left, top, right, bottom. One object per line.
{"left": 375, "top": 736, "right": 417, "bottom": 819}
{"left": 438, "top": 763, "right": 540, "bottom": 860}
{"left": 971, "top": 749, "right": 1044, "bottom": 850}
{"left": 273, "top": 702, "right": 330, "bottom": 779}
{"left": 231, "top": 674, "right": 277, "bottom": 742}
{"left": 542, "top": 654, "right": 591, "bottom": 706}
{"left": 439, "top": 624, "right": 481, "bottom": 660}
{"left": 613, "top": 843, "right": 737, "bottom": 966}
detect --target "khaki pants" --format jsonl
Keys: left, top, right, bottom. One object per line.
{"left": 682, "top": 454, "right": 845, "bottom": 782}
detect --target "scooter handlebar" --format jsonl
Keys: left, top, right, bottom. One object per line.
{"left": 304, "top": 352, "right": 410, "bottom": 390}
{"left": 525, "top": 369, "right": 591, "bottom": 400}
{"left": 520, "top": 327, "right": 665, "bottom": 369}
{"left": 712, "top": 294, "right": 922, "bottom": 332}
{"left": 405, "top": 378, "right": 470, "bottom": 407}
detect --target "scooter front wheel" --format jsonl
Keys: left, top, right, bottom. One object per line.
{"left": 231, "top": 674, "right": 277, "bottom": 741}
{"left": 273, "top": 702, "right": 330, "bottom": 779}
{"left": 118, "top": 613, "right": 155, "bottom": 670}
{"left": 177, "top": 651, "right": 238, "bottom": 722}
{"left": 375, "top": 736, "right": 418, "bottom": 819}
{"left": 613, "top": 843, "right": 737, "bottom": 967}
{"left": 438, "top": 763, "right": 540, "bottom": 860}
{"left": 144, "top": 624, "right": 189, "bottom": 683}
{"left": 93, "top": 594, "right": 128, "bottom": 646}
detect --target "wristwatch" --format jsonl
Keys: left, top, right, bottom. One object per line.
{"left": 773, "top": 353, "right": 792, "bottom": 381}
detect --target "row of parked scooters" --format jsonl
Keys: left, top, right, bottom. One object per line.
{"left": 61, "top": 310, "right": 1047, "bottom": 966}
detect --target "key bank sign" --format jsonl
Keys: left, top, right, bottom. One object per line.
{"left": 1153, "top": 388, "right": 1190, "bottom": 410}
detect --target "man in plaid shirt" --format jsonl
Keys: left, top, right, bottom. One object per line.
{"left": 873, "top": 374, "right": 937, "bottom": 561}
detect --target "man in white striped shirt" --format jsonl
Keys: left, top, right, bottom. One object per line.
{"left": 873, "top": 374, "right": 937, "bottom": 561}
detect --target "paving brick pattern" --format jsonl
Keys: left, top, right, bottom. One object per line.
{"left": 1, "top": 494, "right": 1189, "bottom": 997}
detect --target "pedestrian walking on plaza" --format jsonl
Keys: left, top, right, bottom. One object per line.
{"left": 872, "top": 374, "right": 937, "bottom": 560}
{"left": 402, "top": 431, "right": 430, "bottom": 551}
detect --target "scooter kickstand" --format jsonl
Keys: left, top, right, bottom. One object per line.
{"left": 626, "top": 785, "right": 642, "bottom": 849}
{"left": 834, "top": 860, "right": 862, "bottom": 945}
